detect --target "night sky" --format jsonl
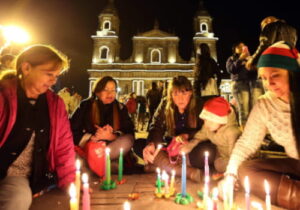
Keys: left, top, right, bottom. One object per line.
{"left": 1, "top": 0, "right": 299, "bottom": 97}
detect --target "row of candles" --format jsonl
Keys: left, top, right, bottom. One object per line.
{"left": 160, "top": 150, "right": 273, "bottom": 209}
{"left": 69, "top": 147, "right": 125, "bottom": 210}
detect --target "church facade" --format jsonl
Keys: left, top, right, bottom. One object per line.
{"left": 87, "top": 0, "right": 220, "bottom": 97}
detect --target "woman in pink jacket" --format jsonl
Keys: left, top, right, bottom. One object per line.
{"left": 0, "top": 45, "right": 75, "bottom": 210}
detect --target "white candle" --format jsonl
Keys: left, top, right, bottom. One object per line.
{"left": 162, "top": 170, "right": 169, "bottom": 194}
{"left": 75, "top": 159, "right": 81, "bottom": 206}
{"left": 244, "top": 176, "right": 250, "bottom": 210}
{"left": 212, "top": 187, "right": 218, "bottom": 210}
{"left": 124, "top": 201, "right": 131, "bottom": 210}
{"left": 82, "top": 173, "right": 90, "bottom": 210}
{"left": 153, "top": 144, "right": 162, "bottom": 158}
{"left": 251, "top": 201, "right": 263, "bottom": 210}
{"left": 170, "top": 170, "right": 176, "bottom": 192}
{"left": 264, "top": 179, "right": 271, "bottom": 210}
{"left": 69, "top": 183, "right": 78, "bottom": 210}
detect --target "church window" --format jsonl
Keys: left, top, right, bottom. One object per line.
{"left": 99, "top": 46, "right": 109, "bottom": 60}
{"left": 103, "top": 21, "right": 111, "bottom": 30}
{"left": 151, "top": 49, "right": 161, "bottom": 63}
{"left": 200, "top": 23, "right": 208, "bottom": 32}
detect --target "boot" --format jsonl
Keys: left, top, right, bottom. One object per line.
{"left": 277, "top": 175, "right": 300, "bottom": 210}
{"left": 152, "top": 151, "right": 201, "bottom": 182}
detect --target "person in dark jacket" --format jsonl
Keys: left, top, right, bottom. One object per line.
{"left": 146, "top": 81, "right": 162, "bottom": 129}
{"left": 143, "top": 76, "right": 216, "bottom": 182}
{"left": 226, "top": 42, "right": 264, "bottom": 127}
{"left": 246, "top": 16, "right": 297, "bottom": 69}
{"left": 0, "top": 45, "right": 75, "bottom": 210}
{"left": 70, "top": 76, "right": 134, "bottom": 171}
{"left": 194, "top": 43, "right": 222, "bottom": 97}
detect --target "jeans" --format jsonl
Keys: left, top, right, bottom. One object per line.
{"left": 0, "top": 176, "right": 32, "bottom": 210}
{"left": 232, "top": 79, "right": 263, "bottom": 126}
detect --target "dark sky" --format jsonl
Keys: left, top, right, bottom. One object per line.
{"left": 1, "top": 0, "right": 299, "bottom": 97}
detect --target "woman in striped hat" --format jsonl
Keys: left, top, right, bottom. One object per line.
{"left": 221, "top": 41, "right": 300, "bottom": 210}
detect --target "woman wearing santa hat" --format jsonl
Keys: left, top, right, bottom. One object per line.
{"left": 222, "top": 41, "right": 300, "bottom": 209}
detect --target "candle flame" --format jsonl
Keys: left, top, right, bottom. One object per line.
{"left": 75, "top": 159, "right": 81, "bottom": 171}
{"left": 69, "top": 183, "right": 76, "bottom": 198}
{"left": 251, "top": 201, "right": 263, "bottom": 210}
{"left": 156, "top": 167, "right": 161, "bottom": 174}
{"left": 212, "top": 187, "right": 218, "bottom": 199}
{"left": 162, "top": 170, "right": 169, "bottom": 180}
{"left": 120, "top": 148, "right": 123, "bottom": 153}
{"left": 82, "top": 173, "right": 89, "bottom": 183}
{"left": 105, "top": 148, "right": 111, "bottom": 155}
{"left": 264, "top": 179, "right": 270, "bottom": 194}
{"left": 157, "top": 144, "right": 162, "bottom": 150}
{"left": 244, "top": 176, "right": 250, "bottom": 194}
{"left": 181, "top": 152, "right": 185, "bottom": 156}
{"left": 124, "top": 201, "right": 131, "bottom": 210}
{"left": 204, "top": 151, "right": 209, "bottom": 157}
{"left": 171, "top": 170, "right": 176, "bottom": 176}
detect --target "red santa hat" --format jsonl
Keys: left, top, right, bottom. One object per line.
{"left": 199, "top": 97, "right": 231, "bottom": 124}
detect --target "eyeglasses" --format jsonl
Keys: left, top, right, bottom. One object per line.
{"left": 103, "top": 89, "right": 117, "bottom": 94}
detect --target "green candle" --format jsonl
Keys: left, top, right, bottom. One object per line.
{"left": 105, "top": 148, "right": 111, "bottom": 183}
{"left": 156, "top": 168, "right": 162, "bottom": 193}
{"left": 118, "top": 148, "right": 123, "bottom": 181}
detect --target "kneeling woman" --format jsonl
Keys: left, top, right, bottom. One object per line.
{"left": 71, "top": 76, "right": 134, "bottom": 175}
{"left": 223, "top": 42, "right": 300, "bottom": 210}
{"left": 0, "top": 45, "right": 75, "bottom": 210}
{"left": 143, "top": 76, "right": 216, "bottom": 182}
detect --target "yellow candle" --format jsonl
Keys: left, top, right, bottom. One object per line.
{"left": 75, "top": 159, "right": 81, "bottom": 205}
{"left": 264, "top": 179, "right": 271, "bottom": 210}
{"left": 69, "top": 183, "right": 78, "bottom": 210}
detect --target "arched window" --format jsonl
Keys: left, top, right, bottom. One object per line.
{"left": 151, "top": 49, "right": 161, "bottom": 63}
{"left": 200, "top": 23, "right": 208, "bottom": 32}
{"left": 99, "top": 46, "right": 109, "bottom": 60}
{"left": 103, "top": 21, "right": 111, "bottom": 30}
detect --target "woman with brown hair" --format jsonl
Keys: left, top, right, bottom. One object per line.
{"left": 143, "top": 76, "right": 216, "bottom": 182}
{"left": 0, "top": 45, "right": 75, "bottom": 210}
{"left": 70, "top": 76, "right": 134, "bottom": 173}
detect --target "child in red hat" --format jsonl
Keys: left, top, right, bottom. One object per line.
{"left": 181, "top": 97, "right": 241, "bottom": 173}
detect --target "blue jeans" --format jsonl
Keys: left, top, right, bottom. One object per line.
{"left": 232, "top": 79, "right": 264, "bottom": 126}
{"left": 0, "top": 176, "right": 32, "bottom": 210}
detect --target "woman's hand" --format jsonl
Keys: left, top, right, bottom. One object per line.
{"left": 91, "top": 125, "right": 116, "bottom": 141}
{"left": 217, "top": 174, "right": 239, "bottom": 200}
{"left": 143, "top": 143, "right": 156, "bottom": 164}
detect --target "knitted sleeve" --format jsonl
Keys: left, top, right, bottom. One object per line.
{"left": 226, "top": 100, "right": 268, "bottom": 175}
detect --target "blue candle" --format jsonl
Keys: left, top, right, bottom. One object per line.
{"left": 181, "top": 152, "right": 187, "bottom": 197}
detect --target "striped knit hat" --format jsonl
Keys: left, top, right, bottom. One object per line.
{"left": 257, "top": 41, "right": 300, "bottom": 72}
{"left": 199, "top": 97, "right": 231, "bottom": 124}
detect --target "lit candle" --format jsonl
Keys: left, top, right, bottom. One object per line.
{"left": 118, "top": 148, "right": 123, "bottom": 181}
{"left": 223, "top": 175, "right": 234, "bottom": 210}
{"left": 153, "top": 144, "right": 162, "bottom": 158}
{"left": 212, "top": 187, "right": 218, "bottom": 210}
{"left": 156, "top": 168, "right": 162, "bottom": 193}
{"left": 124, "top": 201, "right": 131, "bottom": 210}
{"left": 204, "top": 151, "right": 209, "bottom": 178}
{"left": 162, "top": 170, "right": 169, "bottom": 194}
{"left": 75, "top": 159, "right": 81, "bottom": 206}
{"left": 105, "top": 148, "right": 111, "bottom": 183}
{"left": 170, "top": 170, "right": 176, "bottom": 192}
{"left": 69, "top": 183, "right": 78, "bottom": 210}
{"left": 264, "top": 179, "right": 271, "bottom": 210}
{"left": 181, "top": 152, "right": 187, "bottom": 197}
{"left": 251, "top": 201, "right": 263, "bottom": 210}
{"left": 82, "top": 173, "right": 90, "bottom": 210}
{"left": 244, "top": 176, "right": 250, "bottom": 210}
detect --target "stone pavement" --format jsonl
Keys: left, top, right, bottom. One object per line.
{"left": 30, "top": 131, "right": 285, "bottom": 210}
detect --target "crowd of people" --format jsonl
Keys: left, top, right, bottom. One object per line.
{"left": 0, "top": 16, "right": 300, "bottom": 210}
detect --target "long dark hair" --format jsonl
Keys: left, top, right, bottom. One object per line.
{"left": 91, "top": 76, "right": 118, "bottom": 125}
{"left": 165, "top": 76, "right": 197, "bottom": 136}
{"left": 288, "top": 70, "right": 300, "bottom": 154}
